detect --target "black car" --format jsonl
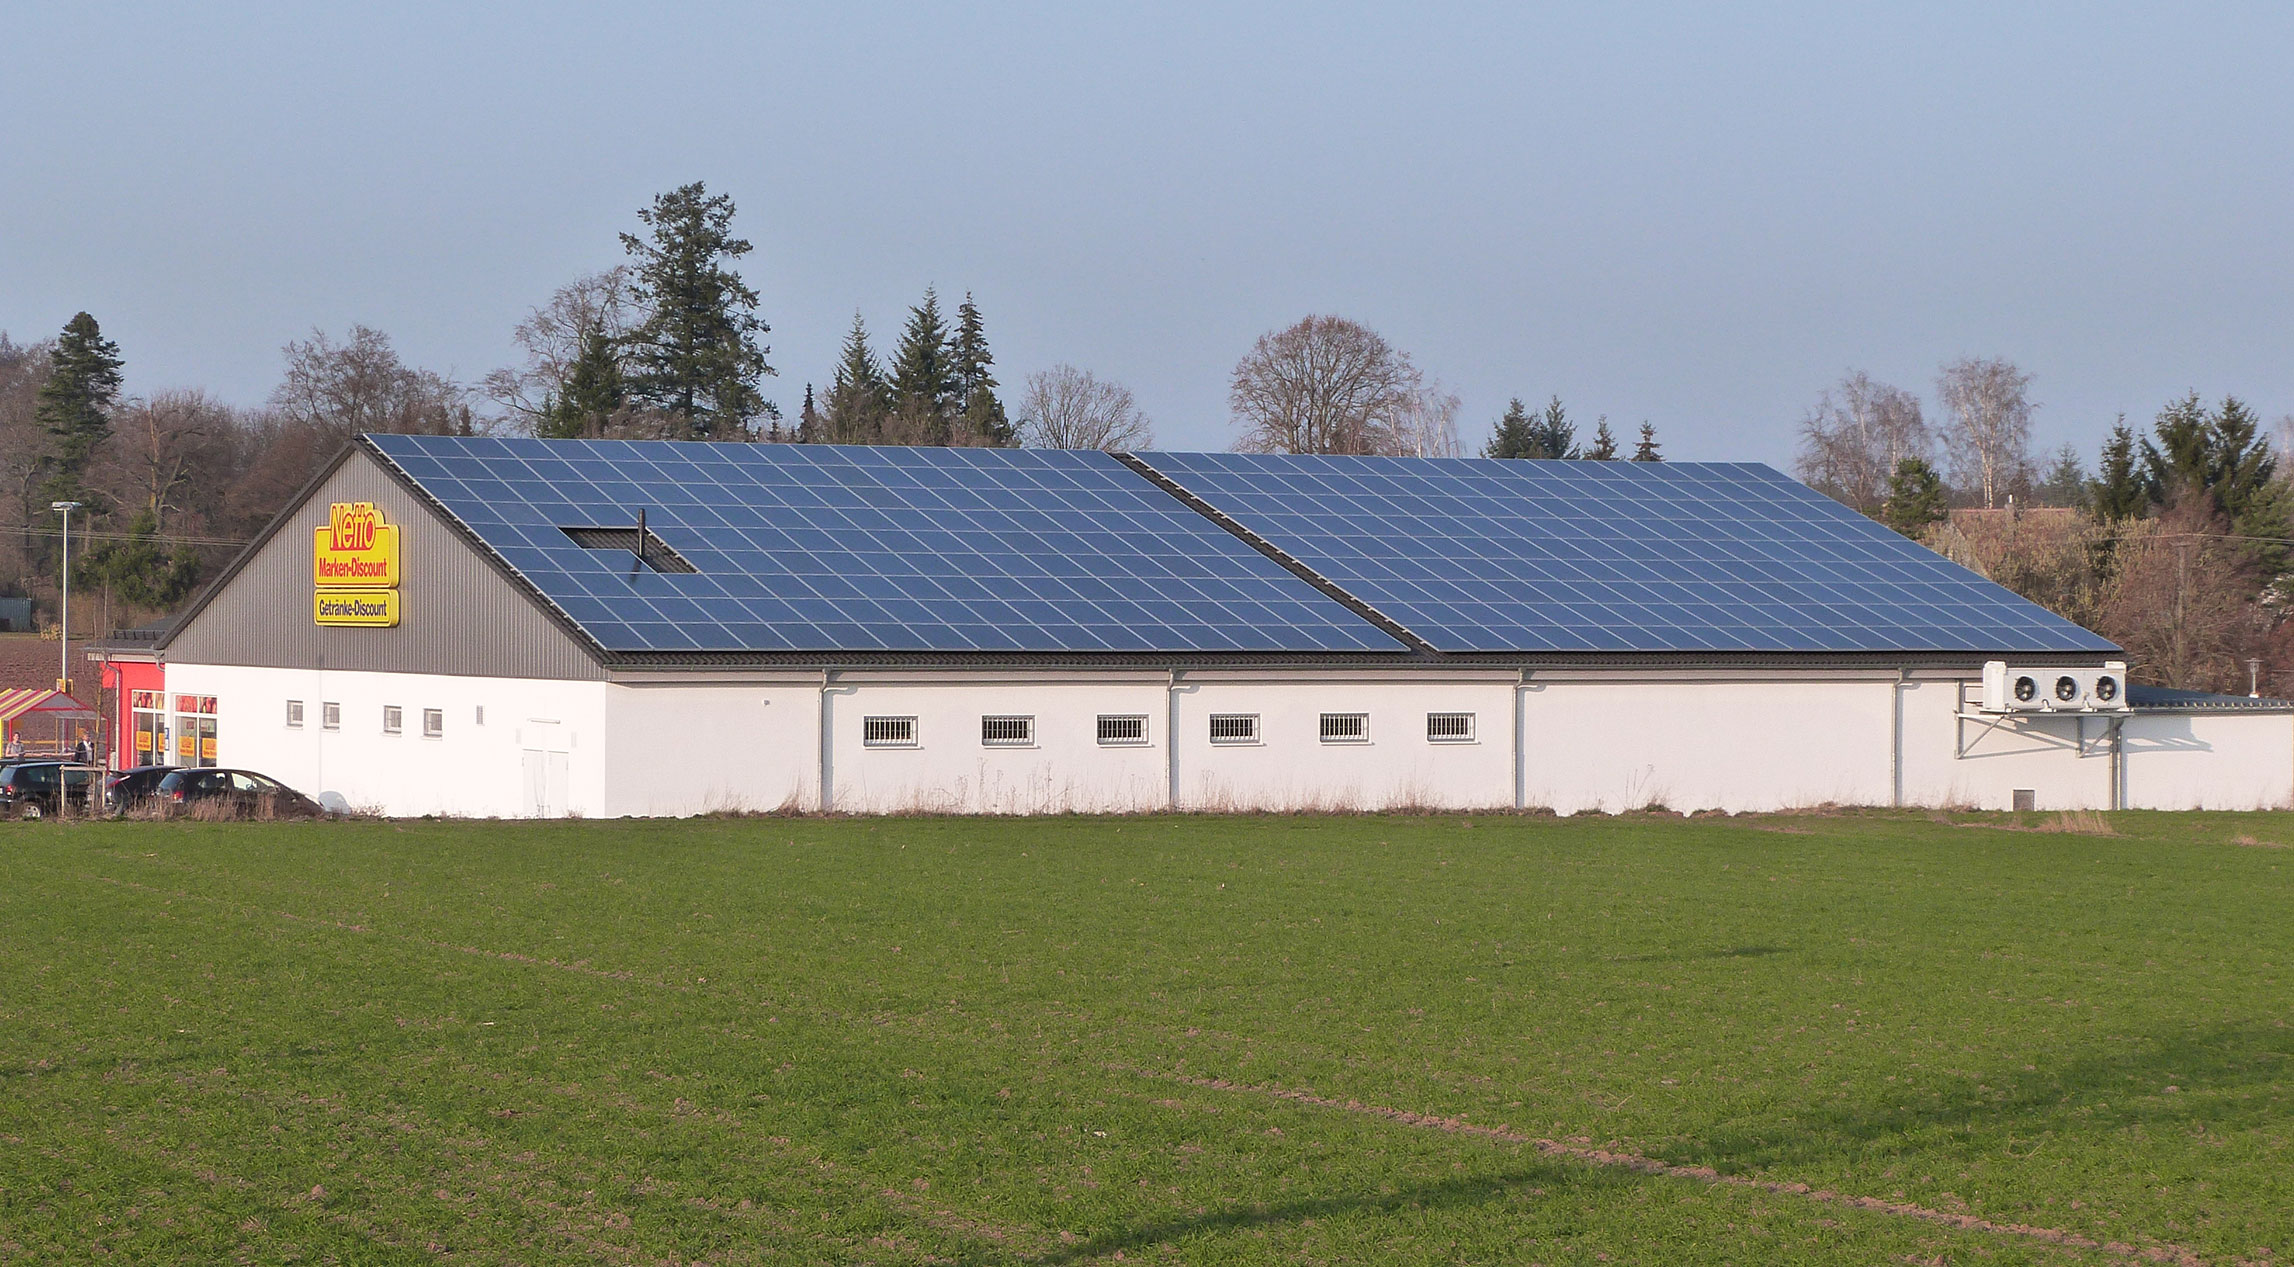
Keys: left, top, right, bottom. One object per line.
{"left": 0, "top": 762, "right": 101, "bottom": 819}
{"left": 154, "top": 768, "right": 327, "bottom": 819}
{"left": 106, "top": 765, "right": 177, "bottom": 811}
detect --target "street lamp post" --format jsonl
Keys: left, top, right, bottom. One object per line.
{"left": 52, "top": 501, "right": 81, "bottom": 756}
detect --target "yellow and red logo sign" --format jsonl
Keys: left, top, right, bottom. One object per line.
{"left": 314, "top": 502, "right": 401, "bottom": 588}
{"left": 314, "top": 501, "right": 402, "bottom": 627}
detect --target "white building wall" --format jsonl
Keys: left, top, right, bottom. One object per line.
{"left": 1898, "top": 677, "right": 2115, "bottom": 811}
{"left": 1517, "top": 677, "right": 1895, "bottom": 814}
{"left": 165, "top": 662, "right": 611, "bottom": 818}
{"left": 2121, "top": 712, "right": 2294, "bottom": 810}
{"left": 1171, "top": 677, "right": 1515, "bottom": 811}
{"left": 824, "top": 678, "right": 1169, "bottom": 813}
{"left": 162, "top": 661, "right": 2294, "bottom": 818}
{"left": 600, "top": 682, "right": 814, "bottom": 817}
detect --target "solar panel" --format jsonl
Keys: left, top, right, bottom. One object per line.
{"left": 1134, "top": 452, "right": 2119, "bottom": 656}
{"left": 365, "top": 436, "right": 1404, "bottom": 655}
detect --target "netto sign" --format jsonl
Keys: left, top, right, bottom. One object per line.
{"left": 313, "top": 501, "right": 402, "bottom": 627}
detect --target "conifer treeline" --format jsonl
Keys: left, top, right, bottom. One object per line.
{"left": 1480, "top": 396, "right": 1660, "bottom": 462}
{"left": 807, "top": 291, "right": 1013, "bottom": 447}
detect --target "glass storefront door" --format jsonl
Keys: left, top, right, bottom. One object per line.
{"left": 131, "top": 690, "right": 169, "bottom": 767}
{"left": 173, "top": 694, "right": 218, "bottom": 768}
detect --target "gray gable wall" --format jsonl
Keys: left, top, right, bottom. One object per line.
{"left": 163, "top": 448, "right": 604, "bottom": 680}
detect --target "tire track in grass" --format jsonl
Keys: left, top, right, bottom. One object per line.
{"left": 1117, "top": 1066, "right": 2238, "bottom": 1267}
{"left": 56, "top": 868, "right": 1060, "bottom": 1261}
{"left": 73, "top": 872, "right": 696, "bottom": 993}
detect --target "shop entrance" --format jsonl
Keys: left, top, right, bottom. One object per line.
{"left": 132, "top": 690, "right": 170, "bottom": 767}
{"left": 173, "top": 694, "right": 218, "bottom": 768}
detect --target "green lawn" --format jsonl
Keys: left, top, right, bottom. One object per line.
{"left": 0, "top": 810, "right": 2288, "bottom": 1264}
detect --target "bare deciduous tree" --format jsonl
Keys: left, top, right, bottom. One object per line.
{"left": 1391, "top": 379, "right": 1463, "bottom": 457}
{"left": 1936, "top": 356, "right": 2035, "bottom": 509}
{"left": 1794, "top": 370, "right": 1929, "bottom": 513}
{"left": 270, "top": 326, "right": 473, "bottom": 441}
{"left": 0, "top": 334, "right": 55, "bottom": 601}
{"left": 96, "top": 390, "right": 241, "bottom": 527}
{"left": 482, "top": 268, "right": 645, "bottom": 431}
{"left": 1228, "top": 316, "right": 1424, "bottom": 455}
{"left": 218, "top": 327, "right": 474, "bottom": 535}
{"left": 1019, "top": 365, "right": 1153, "bottom": 451}
{"left": 2097, "top": 505, "right": 2266, "bottom": 692}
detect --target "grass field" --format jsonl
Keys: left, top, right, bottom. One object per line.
{"left": 1, "top": 809, "right": 2289, "bottom": 1265}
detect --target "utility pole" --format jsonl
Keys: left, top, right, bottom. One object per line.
{"left": 51, "top": 501, "right": 81, "bottom": 756}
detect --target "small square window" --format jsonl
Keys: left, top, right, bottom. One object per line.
{"left": 981, "top": 715, "right": 1035, "bottom": 746}
{"left": 1319, "top": 712, "right": 1369, "bottom": 743}
{"left": 383, "top": 705, "right": 403, "bottom": 735}
{"left": 1426, "top": 712, "right": 1476, "bottom": 743}
{"left": 1208, "top": 713, "right": 1259, "bottom": 745}
{"left": 423, "top": 708, "right": 443, "bottom": 738}
{"left": 1096, "top": 714, "right": 1148, "bottom": 746}
{"left": 286, "top": 700, "right": 304, "bottom": 729}
{"left": 863, "top": 716, "right": 917, "bottom": 748}
{"left": 322, "top": 702, "right": 341, "bottom": 731}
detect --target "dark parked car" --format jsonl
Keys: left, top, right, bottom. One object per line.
{"left": 0, "top": 762, "right": 100, "bottom": 819}
{"left": 154, "top": 768, "right": 326, "bottom": 819}
{"left": 106, "top": 765, "right": 177, "bottom": 811}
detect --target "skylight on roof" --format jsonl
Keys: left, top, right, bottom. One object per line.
{"left": 560, "top": 525, "right": 698, "bottom": 574}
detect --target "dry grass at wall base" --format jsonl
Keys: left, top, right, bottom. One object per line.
{"left": 1, "top": 809, "right": 2288, "bottom": 1263}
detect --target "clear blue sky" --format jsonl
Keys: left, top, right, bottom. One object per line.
{"left": 5, "top": 2, "right": 2290, "bottom": 464}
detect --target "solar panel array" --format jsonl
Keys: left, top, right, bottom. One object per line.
{"left": 365, "top": 435, "right": 1404, "bottom": 654}
{"left": 1136, "top": 451, "right": 2119, "bottom": 655}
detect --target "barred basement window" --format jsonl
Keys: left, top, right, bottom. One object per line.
{"left": 423, "top": 708, "right": 444, "bottom": 738}
{"left": 382, "top": 705, "right": 403, "bottom": 735}
{"left": 322, "top": 702, "right": 341, "bottom": 731}
{"left": 1319, "top": 712, "right": 1369, "bottom": 743}
{"left": 863, "top": 716, "right": 918, "bottom": 748}
{"left": 981, "top": 715, "right": 1035, "bottom": 746}
{"left": 1426, "top": 712, "right": 1476, "bottom": 743}
{"left": 1097, "top": 714, "right": 1149, "bottom": 746}
{"left": 1208, "top": 714, "right": 1259, "bottom": 745}
{"left": 286, "top": 700, "right": 304, "bottom": 729}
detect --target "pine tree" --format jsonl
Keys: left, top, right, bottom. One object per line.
{"left": 2211, "top": 396, "right": 2291, "bottom": 578}
{"left": 820, "top": 313, "right": 890, "bottom": 443}
{"left": 75, "top": 508, "right": 201, "bottom": 610}
{"left": 798, "top": 384, "right": 822, "bottom": 442}
{"left": 540, "top": 322, "right": 626, "bottom": 439}
{"left": 1527, "top": 397, "right": 1577, "bottom": 459}
{"left": 2032, "top": 443, "right": 2089, "bottom": 509}
{"left": 1483, "top": 398, "right": 1538, "bottom": 458}
{"left": 36, "top": 311, "right": 125, "bottom": 507}
{"left": 2090, "top": 420, "right": 2146, "bottom": 521}
{"left": 2209, "top": 397, "right": 2279, "bottom": 522}
{"left": 948, "top": 293, "right": 1014, "bottom": 446}
{"left": 886, "top": 288, "right": 956, "bottom": 443}
{"left": 2140, "top": 391, "right": 2211, "bottom": 505}
{"left": 618, "top": 181, "right": 774, "bottom": 440}
{"left": 1880, "top": 457, "right": 1949, "bottom": 536}
{"left": 1584, "top": 417, "right": 1619, "bottom": 460}
{"left": 1630, "top": 422, "right": 1662, "bottom": 462}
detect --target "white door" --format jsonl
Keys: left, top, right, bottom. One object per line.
{"left": 522, "top": 749, "right": 550, "bottom": 817}
{"left": 522, "top": 720, "right": 570, "bottom": 818}
{"left": 545, "top": 751, "right": 570, "bottom": 818}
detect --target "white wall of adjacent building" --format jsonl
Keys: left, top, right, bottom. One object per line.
{"left": 160, "top": 662, "right": 2294, "bottom": 818}
{"left": 2119, "top": 711, "right": 2294, "bottom": 810}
